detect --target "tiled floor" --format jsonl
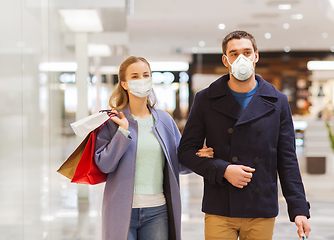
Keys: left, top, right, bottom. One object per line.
{"left": 2, "top": 135, "right": 334, "bottom": 239}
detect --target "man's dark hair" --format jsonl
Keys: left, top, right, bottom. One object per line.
{"left": 222, "top": 30, "right": 258, "bottom": 55}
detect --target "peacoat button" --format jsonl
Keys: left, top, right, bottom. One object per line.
{"left": 257, "top": 126, "right": 262, "bottom": 132}
{"left": 228, "top": 128, "right": 233, "bottom": 134}
{"left": 211, "top": 165, "right": 216, "bottom": 170}
{"left": 254, "top": 157, "right": 260, "bottom": 163}
{"left": 232, "top": 156, "right": 238, "bottom": 163}
{"left": 254, "top": 187, "right": 261, "bottom": 193}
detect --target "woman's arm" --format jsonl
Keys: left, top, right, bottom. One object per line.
{"left": 94, "top": 117, "right": 132, "bottom": 174}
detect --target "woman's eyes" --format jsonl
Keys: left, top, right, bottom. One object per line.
{"left": 132, "top": 75, "right": 150, "bottom": 79}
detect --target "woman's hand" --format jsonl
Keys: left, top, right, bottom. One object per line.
{"left": 109, "top": 109, "right": 129, "bottom": 130}
{"left": 196, "top": 145, "right": 214, "bottom": 158}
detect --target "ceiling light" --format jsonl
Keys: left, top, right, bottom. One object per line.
{"left": 278, "top": 4, "right": 291, "bottom": 10}
{"left": 322, "top": 32, "right": 328, "bottom": 39}
{"left": 59, "top": 73, "right": 76, "bottom": 83}
{"left": 192, "top": 47, "right": 198, "bottom": 53}
{"left": 218, "top": 23, "right": 226, "bottom": 30}
{"left": 149, "top": 62, "right": 189, "bottom": 71}
{"left": 331, "top": 46, "right": 334, "bottom": 52}
{"left": 291, "top": 14, "right": 303, "bottom": 20}
{"left": 59, "top": 9, "right": 103, "bottom": 32}
{"left": 179, "top": 72, "right": 189, "bottom": 83}
{"left": 283, "top": 23, "right": 290, "bottom": 29}
{"left": 87, "top": 44, "right": 111, "bottom": 57}
{"left": 162, "top": 72, "right": 175, "bottom": 84}
{"left": 307, "top": 61, "right": 334, "bottom": 70}
{"left": 152, "top": 72, "right": 164, "bottom": 84}
{"left": 199, "top": 41, "right": 205, "bottom": 47}
{"left": 284, "top": 46, "right": 291, "bottom": 53}
{"left": 39, "top": 62, "right": 77, "bottom": 72}
{"left": 264, "top": 33, "right": 271, "bottom": 39}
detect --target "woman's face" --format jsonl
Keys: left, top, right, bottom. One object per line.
{"left": 126, "top": 61, "right": 150, "bottom": 81}
{"left": 121, "top": 61, "right": 151, "bottom": 91}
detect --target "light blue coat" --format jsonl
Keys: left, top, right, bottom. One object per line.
{"left": 95, "top": 105, "right": 187, "bottom": 240}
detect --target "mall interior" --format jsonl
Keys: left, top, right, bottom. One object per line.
{"left": 1, "top": 0, "right": 334, "bottom": 239}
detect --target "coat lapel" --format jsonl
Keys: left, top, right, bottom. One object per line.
{"left": 235, "top": 75, "right": 278, "bottom": 126}
{"left": 212, "top": 95, "right": 243, "bottom": 120}
{"left": 208, "top": 75, "right": 243, "bottom": 120}
{"left": 208, "top": 74, "right": 278, "bottom": 125}
{"left": 122, "top": 104, "right": 136, "bottom": 124}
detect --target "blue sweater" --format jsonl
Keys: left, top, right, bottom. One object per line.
{"left": 227, "top": 80, "right": 258, "bottom": 110}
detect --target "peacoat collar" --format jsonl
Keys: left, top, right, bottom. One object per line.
{"left": 207, "top": 74, "right": 278, "bottom": 126}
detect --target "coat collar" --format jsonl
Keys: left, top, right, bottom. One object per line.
{"left": 120, "top": 104, "right": 160, "bottom": 125}
{"left": 207, "top": 74, "right": 278, "bottom": 99}
{"left": 208, "top": 74, "right": 278, "bottom": 125}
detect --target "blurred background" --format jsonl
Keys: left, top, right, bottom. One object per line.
{"left": 1, "top": 0, "right": 334, "bottom": 239}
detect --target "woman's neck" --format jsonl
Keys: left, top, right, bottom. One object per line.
{"left": 128, "top": 96, "right": 151, "bottom": 118}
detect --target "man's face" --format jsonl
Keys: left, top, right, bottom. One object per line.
{"left": 222, "top": 38, "right": 259, "bottom": 70}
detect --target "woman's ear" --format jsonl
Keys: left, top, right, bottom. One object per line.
{"left": 121, "top": 81, "right": 128, "bottom": 90}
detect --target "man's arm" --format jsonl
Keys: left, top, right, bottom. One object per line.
{"left": 276, "top": 95, "right": 310, "bottom": 236}
{"left": 178, "top": 91, "right": 231, "bottom": 185}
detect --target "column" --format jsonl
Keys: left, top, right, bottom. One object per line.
{"left": 75, "top": 33, "right": 89, "bottom": 199}
{"left": 75, "top": 33, "right": 89, "bottom": 121}
{"left": 93, "top": 56, "right": 101, "bottom": 113}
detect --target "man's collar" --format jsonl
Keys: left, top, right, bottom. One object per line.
{"left": 207, "top": 74, "right": 278, "bottom": 99}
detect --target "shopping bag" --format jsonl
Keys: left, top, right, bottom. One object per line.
{"left": 57, "top": 134, "right": 90, "bottom": 180}
{"left": 71, "top": 124, "right": 107, "bottom": 185}
{"left": 70, "top": 111, "right": 110, "bottom": 137}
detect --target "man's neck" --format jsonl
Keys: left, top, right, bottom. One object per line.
{"left": 227, "top": 74, "right": 257, "bottom": 93}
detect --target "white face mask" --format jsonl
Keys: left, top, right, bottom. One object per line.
{"left": 225, "top": 54, "right": 255, "bottom": 81}
{"left": 127, "top": 77, "right": 152, "bottom": 98}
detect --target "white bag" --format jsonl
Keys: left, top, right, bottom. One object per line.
{"left": 70, "top": 112, "right": 110, "bottom": 137}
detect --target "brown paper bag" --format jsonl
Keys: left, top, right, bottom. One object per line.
{"left": 57, "top": 134, "right": 90, "bottom": 180}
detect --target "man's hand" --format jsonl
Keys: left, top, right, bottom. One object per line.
{"left": 295, "top": 215, "right": 311, "bottom": 239}
{"left": 224, "top": 165, "right": 255, "bottom": 188}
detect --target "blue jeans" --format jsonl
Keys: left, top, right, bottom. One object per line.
{"left": 128, "top": 204, "right": 168, "bottom": 240}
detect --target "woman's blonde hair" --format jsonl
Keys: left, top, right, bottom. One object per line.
{"left": 109, "top": 56, "right": 157, "bottom": 110}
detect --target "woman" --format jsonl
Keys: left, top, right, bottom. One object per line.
{"left": 94, "top": 56, "right": 213, "bottom": 240}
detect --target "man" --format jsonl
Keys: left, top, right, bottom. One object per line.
{"left": 178, "top": 30, "right": 311, "bottom": 240}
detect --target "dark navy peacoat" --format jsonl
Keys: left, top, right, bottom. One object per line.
{"left": 178, "top": 74, "right": 310, "bottom": 222}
